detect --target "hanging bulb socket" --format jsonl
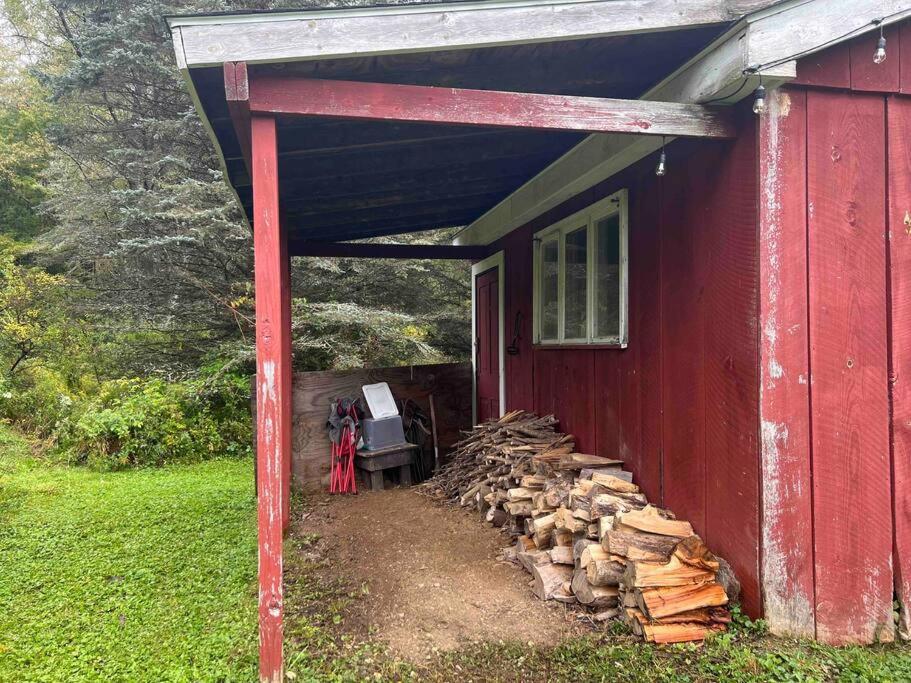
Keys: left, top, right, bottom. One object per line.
{"left": 655, "top": 147, "right": 666, "bottom": 177}
{"left": 752, "top": 83, "right": 767, "bottom": 115}
{"left": 874, "top": 35, "right": 887, "bottom": 64}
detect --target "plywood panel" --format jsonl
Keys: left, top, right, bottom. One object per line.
{"left": 849, "top": 26, "right": 901, "bottom": 93}
{"left": 888, "top": 95, "right": 911, "bottom": 640}
{"left": 659, "top": 149, "right": 706, "bottom": 534}
{"left": 757, "top": 87, "right": 816, "bottom": 637}
{"left": 287, "top": 363, "right": 472, "bottom": 489}
{"left": 702, "top": 113, "right": 761, "bottom": 618}
{"left": 807, "top": 90, "right": 893, "bottom": 644}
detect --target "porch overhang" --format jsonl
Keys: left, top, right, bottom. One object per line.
{"left": 168, "top": 0, "right": 790, "bottom": 247}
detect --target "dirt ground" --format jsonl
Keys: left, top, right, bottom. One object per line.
{"left": 297, "top": 488, "right": 585, "bottom": 660}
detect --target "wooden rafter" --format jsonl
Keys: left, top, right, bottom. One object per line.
{"left": 247, "top": 76, "right": 737, "bottom": 139}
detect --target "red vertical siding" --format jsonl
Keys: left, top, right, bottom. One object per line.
{"left": 807, "top": 91, "right": 893, "bottom": 644}
{"left": 494, "top": 109, "right": 761, "bottom": 616}
{"left": 533, "top": 348, "right": 596, "bottom": 452}
{"left": 888, "top": 96, "right": 911, "bottom": 640}
{"left": 849, "top": 26, "right": 902, "bottom": 93}
{"left": 757, "top": 87, "right": 816, "bottom": 638}
{"left": 702, "top": 127, "right": 761, "bottom": 618}
{"left": 659, "top": 156, "right": 707, "bottom": 536}
{"left": 902, "top": 23, "right": 911, "bottom": 95}
{"left": 503, "top": 228, "right": 535, "bottom": 412}
{"left": 624, "top": 173, "right": 664, "bottom": 505}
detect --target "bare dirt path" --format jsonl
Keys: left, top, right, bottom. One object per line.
{"left": 297, "top": 488, "right": 584, "bottom": 660}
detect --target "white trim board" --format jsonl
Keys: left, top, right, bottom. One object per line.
{"left": 455, "top": 0, "right": 910, "bottom": 247}
{"left": 471, "top": 251, "right": 506, "bottom": 425}
{"left": 167, "top": 0, "right": 780, "bottom": 68}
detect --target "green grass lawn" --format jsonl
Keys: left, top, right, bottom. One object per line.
{"left": 0, "top": 426, "right": 258, "bottom": 682}
{"left": 2, "top": 423, "right": 911, "bottom": 682}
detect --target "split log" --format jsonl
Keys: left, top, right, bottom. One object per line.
{"left": 587, "top": 556, "right": 626, "bottom": 587}
{"left": 532, "top": 562, "right": 574, "bottom": 600}
{"left": 507, "top": 487, "right": 536, "bottom": 501}
{"left": 589, "top": 472, "right": 639, "bottom": 493}
{"left": 571, "top": 568, "right": 620, "bottom": 609}
{"left": 603, "top": 530, "right": 678, "bottom": 562}
{"left": 518, "top": 549, "right": 551, "bottom": 574}
{"left": 505, "top": 500, "right": 534, "bottom": 517}
{"left": 580, "top": 466, "right": 633, "bottom": 482}
{"left": 625, "top": 555, "right": 716, "bottom": 588}
{"left": 549, "top": 546, "right": 575, "bottom": 565}
{"left": 638, "top": 582, "right": 728, "bottom": 619}
{"left": 616, "top": 506, "right": 694, "bottom": 538}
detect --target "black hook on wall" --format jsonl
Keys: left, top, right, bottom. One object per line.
{"left": 506, "top": 310, "right": 523, "bottom": 356}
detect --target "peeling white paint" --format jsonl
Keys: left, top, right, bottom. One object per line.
{"left": 758, "top": 90, "right": 815, "bottom": 639}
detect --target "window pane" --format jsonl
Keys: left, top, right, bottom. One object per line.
{"left": 595, "top": 214, "right": 621, "bottom": 339}
{"left": 564, "top": 226, "right": 588, "bottom": 339}
{"left": 540, "top": 238, "right": 559, "bottom": 340}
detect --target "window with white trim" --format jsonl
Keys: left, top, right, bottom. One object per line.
{"left": 533, "top": 190, "right": 628, "bottom": 346}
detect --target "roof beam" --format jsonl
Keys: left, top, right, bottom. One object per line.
{"left": 248, "top": 76, "right": 737, "bottom": 139}
{"left": 223, "top": 62, "right": 251, "bottom": 174}
{"left": 169, "top": 0, "right": 782, "bottom": 68}
{"left": 289, "top": 241, "right": 487, "bottom": 260}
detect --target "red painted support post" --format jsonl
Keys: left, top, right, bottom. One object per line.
{"left": 280, "top": 219, "right": 292, "bottom": 532}
{"left": 757, "top": 88, "right": 815, "bottom": 638}
{"left": 252, "top": 114, "right": 286, "bottom": 683}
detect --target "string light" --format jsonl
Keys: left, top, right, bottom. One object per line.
{"left": 874, "top": 21, "right": 887, "bottom": 64}
{"left": 752, "top": 80, "right": 767, "bottom": 115}
{"left": 655, "top": 138, "right": 667, "bottom": 177}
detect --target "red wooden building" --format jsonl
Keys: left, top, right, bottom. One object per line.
{"left": 168, "top": 1, "right": 911, "bottom": 679}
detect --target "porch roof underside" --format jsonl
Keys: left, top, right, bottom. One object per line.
{"left": 185, "top": 26, "right": 725, "bottom": 242}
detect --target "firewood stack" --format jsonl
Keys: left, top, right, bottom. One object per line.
{"left": 420, "top": 411, "right": 737, "bottom": 643}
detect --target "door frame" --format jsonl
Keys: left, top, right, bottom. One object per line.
{"left": 471, "top": 250, "right": 506, "bottom": 425}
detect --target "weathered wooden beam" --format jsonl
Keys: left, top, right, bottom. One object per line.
{"left": 169, "top": 0, "right": 780, "bottom": 68}
{"left": 248, "top": 76, "right": 737, "bottom": 139}
{"left": 224, "top": 62, "right": 251, "bottom": 175}
{"left": 289, "top": 241, "right": 488, "bottom": 260}
{"left": 251, "top": 114, "right": 286, "bottom": 683}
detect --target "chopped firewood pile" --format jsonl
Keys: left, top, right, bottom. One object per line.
{"left": 419, "top": 410, "right": 740, "bottom": 644}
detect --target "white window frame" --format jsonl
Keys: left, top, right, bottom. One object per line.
{"left": 532, "top": 189, "right": 628, "bottom": 347}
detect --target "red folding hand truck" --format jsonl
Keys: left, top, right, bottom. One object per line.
{"left": 329, "top": 402, "right": 358, "bottom": 494}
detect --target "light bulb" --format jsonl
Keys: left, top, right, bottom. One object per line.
{"left": 752, "top": 84, "right": 767, "bottom": 115}
{"left": 874, "top": 36, "right": 887, "bottom": 64}
{"left": 655, "top": 149, "right": 666, "bottom": 177}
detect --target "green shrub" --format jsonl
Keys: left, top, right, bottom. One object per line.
{"left": 53, "top": 370, "right": 252, "bottom": 470}
{"left": 0, "top": 365, "right": 80, "bottom": 438}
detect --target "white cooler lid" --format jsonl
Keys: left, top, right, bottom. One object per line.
{"left": 361, "top": 382, "right": 398, "bottom": 418}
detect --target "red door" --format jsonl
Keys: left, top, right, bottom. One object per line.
{"left": 475, "top": 267, "right": 500, "bottom": 423}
